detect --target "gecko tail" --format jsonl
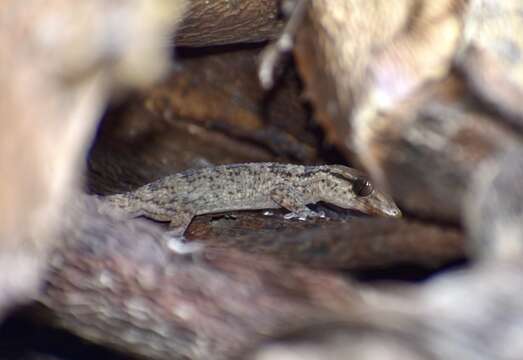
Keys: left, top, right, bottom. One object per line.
{"left": 104, "top": 193, "right": 131, "bottom": 208}
{"left": 98, "top": 192, "right": 138, "bottom": 216}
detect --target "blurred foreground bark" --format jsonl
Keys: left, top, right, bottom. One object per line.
{"left": 0, "top": 0, "right": 188, "bottom": 316}
{"left": 42, "top": 195, "right": 362, "bottom": 360}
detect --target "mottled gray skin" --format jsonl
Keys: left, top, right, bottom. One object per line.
{"left": 105, "top": 163, "right": 401, "bottom": 235}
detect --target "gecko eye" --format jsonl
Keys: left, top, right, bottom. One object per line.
{"left": 353, "top": 178, "right": 373, "bottom": 197}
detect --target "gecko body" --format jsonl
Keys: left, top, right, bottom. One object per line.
{"left": 104, "top": 163, "right": 401, "bottom": 235}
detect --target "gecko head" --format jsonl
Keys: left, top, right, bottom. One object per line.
{"left": 321, "top": 166, "right": 402, "bottom": 218}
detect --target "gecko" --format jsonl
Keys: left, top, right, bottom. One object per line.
{"left": 103, "top": 163, "right": 401, "bottom": 236}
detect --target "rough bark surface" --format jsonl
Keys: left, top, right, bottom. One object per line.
{"left": 192, "top": 213, "right": 464, "bottom": 270}
{"left": 176, "top": 0, "right": 284, "bottom": 46}
{"left": 42, "top": 196, "right": 363, "bottom": 360}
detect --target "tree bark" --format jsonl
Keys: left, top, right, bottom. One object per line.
{"left": 177, "top": 0, "right": 284, "bottom": 46}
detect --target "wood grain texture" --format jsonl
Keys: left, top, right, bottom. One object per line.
{"left": 176, "top": 0, "right": 284, "bottom": 46}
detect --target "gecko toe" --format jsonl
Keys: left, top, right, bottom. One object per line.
{"left": 284, "top": 208, "right": 320, "bottom": 221}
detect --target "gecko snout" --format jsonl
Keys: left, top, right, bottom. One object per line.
{"left": 382, "top": 205, "right": 402, "bottom": 218}
{"left": 372, "top": 192, "right": 402, "bottom": 218}
{"left": 362, "top": 188, "right": 402, "bottom": 218}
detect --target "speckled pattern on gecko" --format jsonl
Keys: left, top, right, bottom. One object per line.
{"left": 103, "top": 163, "right": 401, "bottom": 236}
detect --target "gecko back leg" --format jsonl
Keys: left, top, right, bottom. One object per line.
{"left": 270, "top": 186, "right": 323, "bottom": 220}
{"left": 163, "top": 210, "right": 203, "bottom": 258}
{"left": 166, "top": 210, "right": 195, "bottom": 238}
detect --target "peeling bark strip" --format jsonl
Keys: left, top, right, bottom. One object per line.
{"left": 195, "top": 215, "right": 464, "bottom": 270}
{"left": 176, "top": 0, "right": 284, "bottom": 46}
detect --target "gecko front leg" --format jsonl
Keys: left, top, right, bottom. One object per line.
{"left": 270, "top": 186, "right": 324, "bottom": 221}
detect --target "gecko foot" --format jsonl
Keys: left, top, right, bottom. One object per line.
{"left": 163, "top": 232, "right": 204, "bottom": 256}
{"left": 164, "top": 227, "right": 185, "bottom": 239}
{"left": 284, "top": 208, "right": 325, "bottom": 221}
